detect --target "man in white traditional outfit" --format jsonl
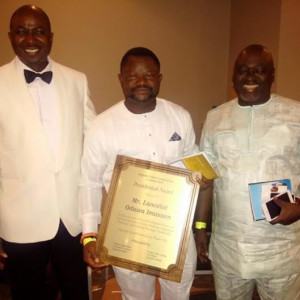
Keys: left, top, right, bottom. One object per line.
{"left": 197, "top": 44, "right": 300, "bottom": 300}
{"left": 79, "top": 47, "right": 202, "bottom": 300}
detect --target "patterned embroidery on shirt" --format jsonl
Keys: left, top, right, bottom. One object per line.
{"left": 169, "top": 132, "right": 181, "bottom": 141}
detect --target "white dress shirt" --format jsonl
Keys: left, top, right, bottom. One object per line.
{"left": 17, "top": 57, "right": 59, "bottom": 156}
{"left": 79, "top": 98, "right": 198, "bottom": 234}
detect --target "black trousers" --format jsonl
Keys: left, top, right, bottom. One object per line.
{"left": 2, "top": 220, "right": 89, "bottom": 300}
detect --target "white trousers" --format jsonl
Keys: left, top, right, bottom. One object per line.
{"left": 212, "top": 260, "right": 300, "bottom": 300}
{"left": 113, "top": 233, "right": 197, "bottom": 300}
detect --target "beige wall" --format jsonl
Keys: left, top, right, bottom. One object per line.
{"left": 276, "top": 0, "right": 300, "bottom": 100}
{"left": 2, "top": 0, "right": 300, "bottom": 141}
{"left": 227, "top": 0, "right": 282, "bottom": 100}
{"left": 0, "top": 0, "right": 231, "bottom": 142}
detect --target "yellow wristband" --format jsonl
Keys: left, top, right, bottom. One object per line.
{"left": 195, "top": 221, "right": 207, "bottom": 230}
{"left": 83, "top": 237, "right": 96, "bottom": 246}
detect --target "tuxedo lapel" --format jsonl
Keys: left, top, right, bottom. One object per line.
{"left": 10, "top": 58, "right": 42, "bottom": 125}
{"left": 11, "top": 59, "right": 55, "bottom": 169}
{"left": 52, "top": 62, "right": 68, "bottom": 172}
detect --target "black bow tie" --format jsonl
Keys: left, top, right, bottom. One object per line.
{"left": 24, "top": 69, "right": 53, "bottom": 84}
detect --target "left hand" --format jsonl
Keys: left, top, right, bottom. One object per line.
{"left": 196, "top": 175, "right": 213, "bottom": 191}
{"left": 195, "top": 229, "right": 209, "bottom": 263}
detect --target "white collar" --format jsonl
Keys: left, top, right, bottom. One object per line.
{"left": 16, "top": 56, "right": 53, "bottom": 73}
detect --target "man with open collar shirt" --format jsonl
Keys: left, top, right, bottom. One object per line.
{"left": 80, "top": 47, "right": 199, "bottom": 300}
{"left": 197, "top": 44, "right": 300, "bottom": 300}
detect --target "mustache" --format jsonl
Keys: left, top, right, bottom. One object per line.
{"left": 131, "top": 85, "right": 152, "bottom": 92}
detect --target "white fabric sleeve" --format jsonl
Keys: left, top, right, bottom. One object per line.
{"left": 199, "top": 116, "right": 216, "bottom": 166}
{"left": 183, "top": 110, "right": 199, "bottom": 155}
{"left": 79, "top": 124, "right": 105, "bottom": 234}
{"left": 83, "top": 74, "right": 96, "bottom": 133}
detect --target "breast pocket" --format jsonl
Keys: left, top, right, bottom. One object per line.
{"left": 163, "top": 140, "right": 184, "bottom": 162}
{"left": 212, "top": 131, "right": 240, "bottom": 161}
{"left": 263, "top": 123, "right": 300, "bottom": 177}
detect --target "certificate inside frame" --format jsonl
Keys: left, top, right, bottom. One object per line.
{"left": 96, "top": 155, "right": 200, "bottom": 282}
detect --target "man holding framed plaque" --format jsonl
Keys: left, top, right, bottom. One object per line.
{"left": 80, "top": 47, "right": 199, "bottom": 299}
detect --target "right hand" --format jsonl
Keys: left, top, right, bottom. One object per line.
{"left": 83, "top": 241, "right": 108, "bottom": 270}
{"left": 270, "top": 198, "right": 300, "bottom": 226}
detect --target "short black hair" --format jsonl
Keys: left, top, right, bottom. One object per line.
{"left": 120, "top": 47, "right": 160, "bottom": 71}
{"left": 10, "top": 5, "right": 51, "bottom": 32}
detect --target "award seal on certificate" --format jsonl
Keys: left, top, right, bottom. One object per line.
{"left": 96, "top": 155, "right": 200, "bottom": 282}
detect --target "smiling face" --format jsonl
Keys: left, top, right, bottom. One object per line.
{"left": 232, "top": 45, "right": 275, "bottom": 106}
{"left": 9, "top": 6, "right": 53, "bottom": 72}
{"left": 118, "top": 55, "right": 162, "bottom": 114}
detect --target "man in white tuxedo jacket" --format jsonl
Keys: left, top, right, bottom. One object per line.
{"left": 0, "top": 5, "right": 95, "bottom": 300}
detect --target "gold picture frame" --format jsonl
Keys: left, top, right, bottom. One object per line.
{"left": 96, "top": 155, "right": 200, "bottom": 282}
